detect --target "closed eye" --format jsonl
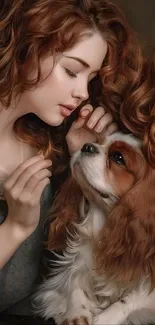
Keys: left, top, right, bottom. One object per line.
{"left": 65, "top": 68, "right": 77, "bottom": 78}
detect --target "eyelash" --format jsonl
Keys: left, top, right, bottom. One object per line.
{"left": 65, "top": 68, "right": 77, "bottom": 78}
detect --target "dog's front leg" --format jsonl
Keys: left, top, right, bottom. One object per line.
{"left": 61, "top": 287, "right": 94, "bottom": 325}
{"left": 93, "top": 299, "right": 130, "bottom": 325}
{"left": 94, "top": 287, "right": 155, "bottom": 325}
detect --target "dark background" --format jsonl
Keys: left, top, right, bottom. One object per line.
{"left": 116, "top": 0, "right": 155, "bottom": 55}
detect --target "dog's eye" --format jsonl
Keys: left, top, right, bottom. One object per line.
{"left": 109, "top": 151, "right": 125, "bottom": 165}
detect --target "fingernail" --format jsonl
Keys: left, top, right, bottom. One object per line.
{"left": 80, "top": 109, "right": 90, "bottom": 117}
{"left": 87, "top": 121, "right": 93, "bottom": 128}
{"left": 95, "top": 126, "right": 102, "bottom": 133}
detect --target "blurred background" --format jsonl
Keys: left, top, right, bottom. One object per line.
{"left": 115, "top": 0, "right": 155, "bottom": 56}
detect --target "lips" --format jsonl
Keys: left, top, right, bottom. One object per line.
{"left": 60, "top": 104, "right": 77, "bottom": 111}
{"left": 59, "top": 104, "right": 77, "bottom": 117}
{"left": 59, "top": 105, "right": 73, "bottom": 117}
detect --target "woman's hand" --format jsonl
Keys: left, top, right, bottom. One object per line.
{"left": 4, "top": 155, "right": 52, "bottom": 238}
{"left": 66, "top": 104, "right": 118, "bottom": 154}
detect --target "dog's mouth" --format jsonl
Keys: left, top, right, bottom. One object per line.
{"left": 91, "top": 186, "right": 109, "bottom": 199}
{"left": 84, "top": 197, "right": 90, "bottom": 215}
{"left": 83, "top": 187, "right": 109, "bottom": 216}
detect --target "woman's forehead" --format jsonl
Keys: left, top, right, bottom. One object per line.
{"left": 63, "top": 32, "right": 107, "bottom": 71}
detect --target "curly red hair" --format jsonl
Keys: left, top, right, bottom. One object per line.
{"left": 1, "top": 0, "right": 153, "bottom": 170}
{"left": 119, "top": 57, "right": 155, "bottom": 169}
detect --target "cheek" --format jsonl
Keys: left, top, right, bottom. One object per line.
{"left": 107, "top": 165, "right": 135, "bottom": 197}
{"left": 29, "top": 86, "right": 52, "bottom": 108}
{"left": 32, "top": 74, "right": 62, "bottom": 107}
{"left": 48, "top": 66, "right": 69, "bottom": 91}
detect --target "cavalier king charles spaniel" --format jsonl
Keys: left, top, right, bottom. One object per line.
{"left": 34, "top": 132, "right": 155, "bottom": 325}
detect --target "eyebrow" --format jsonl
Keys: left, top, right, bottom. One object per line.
{"left": 63, "top": 55, "right": 90, "bottom": 68}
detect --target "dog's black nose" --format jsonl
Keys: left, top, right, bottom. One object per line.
{"left": 81, "top": 143, "right": 99, "bottom": 154}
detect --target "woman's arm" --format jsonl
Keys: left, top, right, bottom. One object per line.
{"left": 0, "top": 154, "right": 52, "bottom": 269}
{"left": 0, "top": 218, "right": 32, "bottom": 269}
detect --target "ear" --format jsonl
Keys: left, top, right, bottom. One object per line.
{"left": 47, "top": 175, "right": 83, "bottom": 251}
{"left": 95, "top": 167, "right": 155, "bottom": 287}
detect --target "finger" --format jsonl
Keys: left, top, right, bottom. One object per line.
{"left": 105, "top": 123, "right": 118, "bottom": 136}
{"left": 6, "top": 159, "right": 52, "bottom": 197}
{"left": 23, "top": 168, "right": 52, "bottom": 193}
{"left": 32, "top": 178, "right": 51, "bottom": 204}
{"left": 87, "top": 106, "right": 106, "bottom": 129}
{"left": 94, "top": 113, "right": 113, "bottom": 133}
{"left": 71, "top": 105, "right": 93, "bottom": 130}
{"left": 79, "top": 104, "right": 93, "bottom": 118}
{"left": 69, "top": 116, "right": 86, "bottom": 131}
{"left": 4, "top": 155, "right": 44, "bottom": 190}
{"left": 13, "top": 159, "right": 52, "bottom": 192}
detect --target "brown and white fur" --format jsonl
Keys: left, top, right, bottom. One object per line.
{"left": 34, "top": 132, "right": 155, "bottom": 325}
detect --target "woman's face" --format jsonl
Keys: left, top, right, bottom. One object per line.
{"left": 20, "top": 31, "right": 107, "bottom": 126}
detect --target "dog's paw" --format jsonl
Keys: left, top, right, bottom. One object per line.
{"left": 61, "top": 307, "right": 92, "bottom": 325}
{"left": 93, "top": 304, "right": 126, "bottom": 325}
{"left": 62, "top": 315, "right": 90, "bottom": 325}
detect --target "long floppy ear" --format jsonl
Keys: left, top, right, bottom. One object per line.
{"left": 95, "top": 167, "right": 155, "bottom": 287}
{"left": 47, "top": 175, "right": 83, "bottom": 251}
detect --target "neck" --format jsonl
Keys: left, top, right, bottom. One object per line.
{"left": 0, "top": 96, "right": 30, "bottom": 140}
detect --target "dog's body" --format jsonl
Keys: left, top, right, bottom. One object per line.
{"left": 35, "top": 133, "right": 155, "bottom": 324}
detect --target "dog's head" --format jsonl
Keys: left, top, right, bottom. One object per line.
{"left": 48, "top": 132, "right": 155, "bottom": 286}
{"left": 71, "top": 132, "right": 143, "bottom": 209}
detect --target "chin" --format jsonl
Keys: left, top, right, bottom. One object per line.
{"left": 50, "top": 119, "right": 64, "bottom": 126}
{"left": 38, "top": 113, "right": 64, "bottom": 126}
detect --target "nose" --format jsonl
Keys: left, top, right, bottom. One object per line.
{"left": 81, "top": 143, "right": 99, "bottom": 154}
{"left": 72, "top": 83, "right": 89, "bottom": 101}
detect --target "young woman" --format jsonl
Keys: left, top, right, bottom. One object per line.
{"left": 0, "top": 0, "right": 152, "bottom": 317}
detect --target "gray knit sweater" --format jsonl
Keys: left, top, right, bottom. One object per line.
{"left": 0, "top": 183, "right": 53, "bottom": 315}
